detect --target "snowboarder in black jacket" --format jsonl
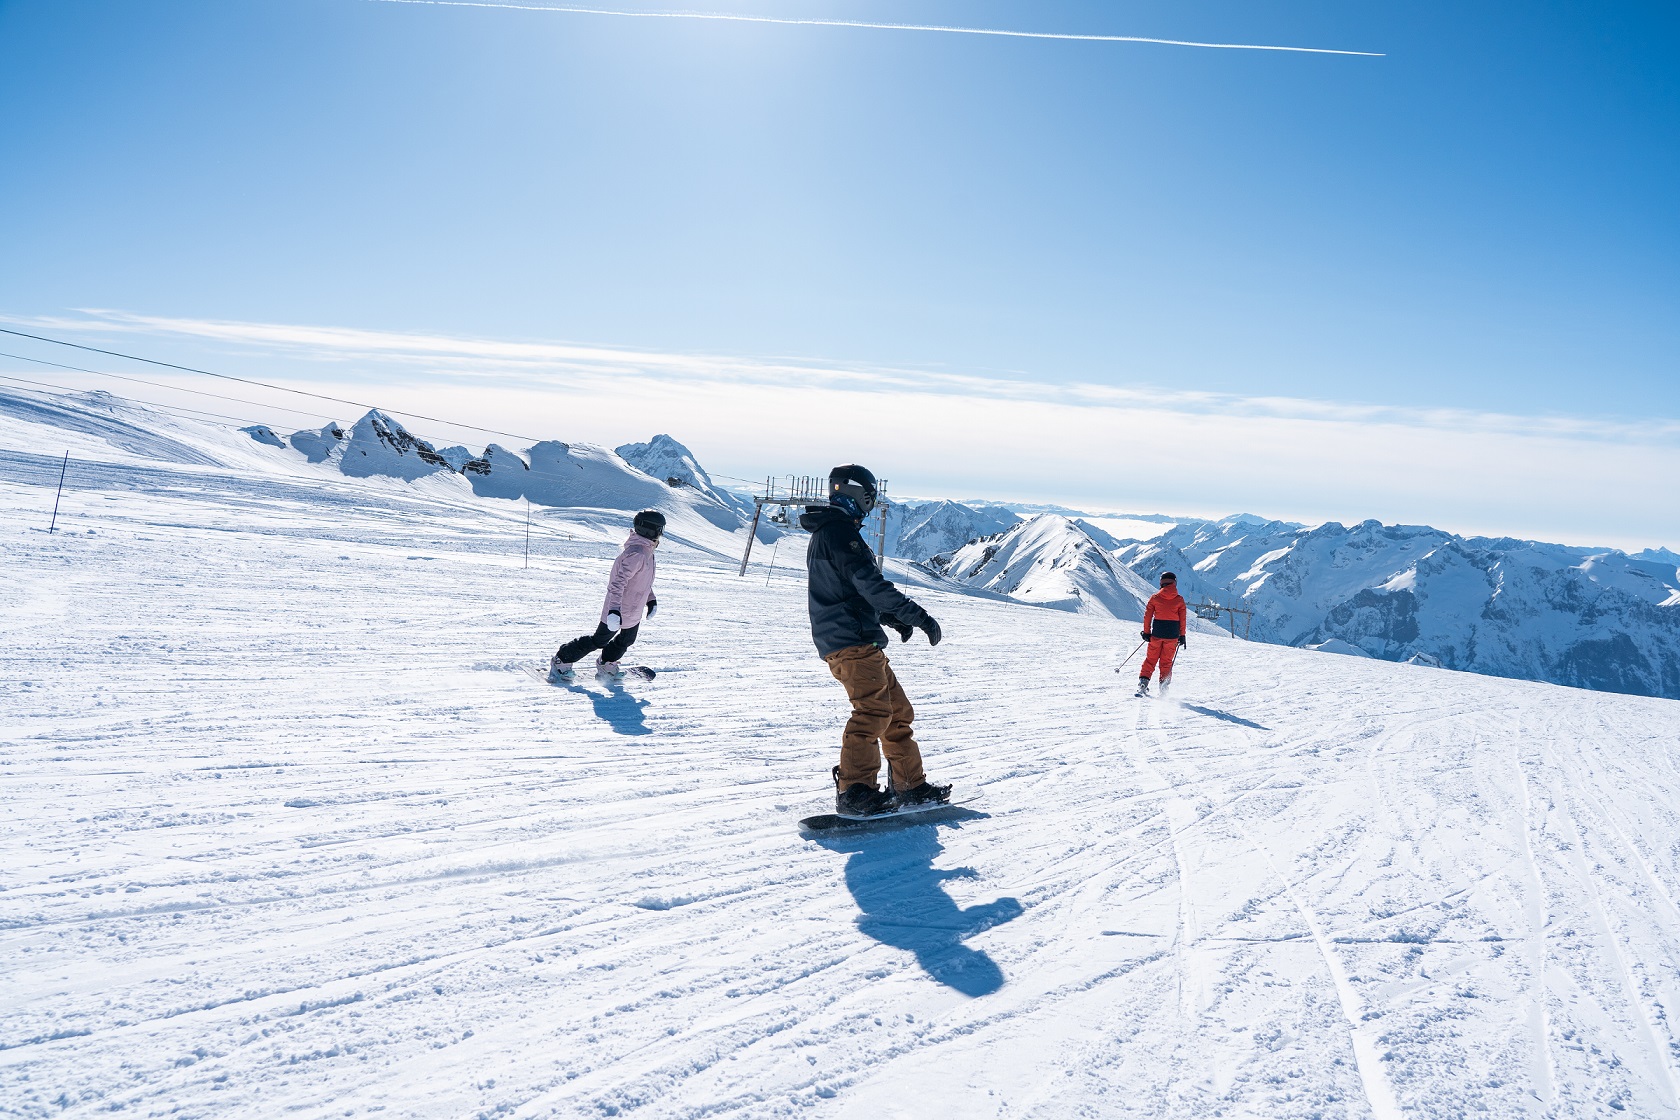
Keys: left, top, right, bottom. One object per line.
{"left": 801, "top": 464, "right": 951, "bottom": 817}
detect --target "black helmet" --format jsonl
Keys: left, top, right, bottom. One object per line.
{"left": 633, "top": 509, "right": 666, "bottom": 540}
{"left": 1160, "top": 571, "right": 1177, "bottom": 583}
{"left": 828, "top": 464, "right": 878, "bottom": 519}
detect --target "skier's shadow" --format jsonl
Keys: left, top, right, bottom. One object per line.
{"left": 1180, "top": 703, "right": 1269, "bottom": 731}
{"left": 816, "top": 822, "right": 1021, "bottom": 997}
{"left": 562, "top": 681, "right": 651, "bottom": 736}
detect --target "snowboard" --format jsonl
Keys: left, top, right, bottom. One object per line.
{"left": 597, "top": 665, "right": 656, "bottom": 682}
{"left": 799, "top": 791, "right": 981, "bottom": 834}
{"left": 526, "top": 664, "right": 656, "bottom": 685}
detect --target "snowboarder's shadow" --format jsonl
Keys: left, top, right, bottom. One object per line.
{"left": 817, "top": 823, "right": 1021, "bottom": 997}
{"left": 561, "top": 681, "right": 651, "bottom": 736}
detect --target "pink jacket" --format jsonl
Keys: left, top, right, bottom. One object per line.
{"left": 601, "top": 533, "right": 657, "bottom": 627}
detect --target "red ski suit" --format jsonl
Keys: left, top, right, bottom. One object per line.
{"left": 1140, "top": 587, "right": 1188, "bottom": 682}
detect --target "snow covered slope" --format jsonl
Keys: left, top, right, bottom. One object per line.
{"left": 0, "top": 387, "right": 259, "bottom": 469}
{"left": 1119, "top": 517, "right": 1680, "bottom": 698}
{"left": 929, "top": 513, "right": 1189, "bottom": 625}
{"left": 0, "top": 387, "right": 758, "bottom": 564}
{"left": 10, "top": 385, "right": 1680, "bottom": 1119}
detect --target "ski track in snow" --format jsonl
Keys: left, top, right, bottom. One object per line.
{"left": 5, "top": 436, "right": 1680, "bottom": 1118}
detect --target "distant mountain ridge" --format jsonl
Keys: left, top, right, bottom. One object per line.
{"left": 926, "top": 513, "right": 1224, "bottom": 632}
{"left": 259, "top": 409, "right": 1680, "bottom": 697}
{"left": 261, "top": 410, "right": 747, "bottom": 530}
{"left": 1118, "top": 517, "right": 1680, "bottom": 699}
{"left": 615, "top": 434, "right": 755, "bottom": 521}
{"left": 6, "top": 384, "right": 1675, "bottom": 701}
{"left": 884, "top": 499, "right": 1021, "bottom": 562}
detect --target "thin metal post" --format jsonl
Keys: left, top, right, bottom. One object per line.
{"left": 873, "top": 482, "right": 888, "bottom": 569}
{"left": 47, "top": 451, "right": 68, "bottom": 533}
{"left": 524, "top": 499, "right": 531, "bottom": 569}
{"left": 738, "top": 499, "right": 764, "bottom": 576}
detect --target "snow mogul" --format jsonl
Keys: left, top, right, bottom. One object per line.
{"left": 1136, "top": 571, "right": 1188, "bottom": 697}
{"left": 802, "top": 464, "right": 952, "bottom": 817}
{"left": 549, "top": 509, "right": 664, "bottom": 681}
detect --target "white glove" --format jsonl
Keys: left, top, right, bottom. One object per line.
{"left": 605, "top": 610, "right": 622, "bottom": 633}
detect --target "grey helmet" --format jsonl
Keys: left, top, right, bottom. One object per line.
{"left": 828, "top": 464, "right": 878, "bottom": 520}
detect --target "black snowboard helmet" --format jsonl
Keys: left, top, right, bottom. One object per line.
{"left": 1160, "top": 571, "right": 1177, "bottom": 584}
{"left": 633, "top": 509, "right": 667, "bottom": 541}
{"left": 828, "top": 464, "right": 878, "bottom": 520}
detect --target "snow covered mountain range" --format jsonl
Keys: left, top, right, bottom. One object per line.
{"left": 883, "top": 498, "right": 1020, "bottom": 562}
{"left": 904, "top": 507, "right": 1678, "bottom": 700}
{"left": 926, "top": 513, "right": 1219, "bottom": 633}
{"left": 254, "top": 408, "right": 751, "bottom": 533}
{"left": 614, "top": 432, "right": 756, "bottom": 520}
{"left": 5, "top": 384, "right": 1676, "bottom": 700}
{"left": 1117, "top": 516, "right": 1680, "bottom": 699}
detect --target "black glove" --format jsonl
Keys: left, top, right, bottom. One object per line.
{"left": 605, "top": 610, "right": 622, "bottom": 633}
{"left": 1178, "top": 635, "right": 1187, "bottom": 648}
{"left": 879, "top": 612, "right": 914, "bottom": 643}
{"left": 1140, "top": 630, "right": 1150, "bottom": 642}
{"left": 646, "top": 598, "right": 658, "bottom": 619}
{"left": 920, "top": 616, "right": 943, "bottom": 647}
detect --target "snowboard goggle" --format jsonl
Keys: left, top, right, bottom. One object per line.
{"left": 831, "top": 480, "right": 876, "bottom": 515}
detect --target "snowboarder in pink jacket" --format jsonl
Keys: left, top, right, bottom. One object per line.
{"left": 549, "top": 510, "right": 664, "bottom": 680}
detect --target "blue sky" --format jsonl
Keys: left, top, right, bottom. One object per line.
{"left": 1, "top": 1, "right": 1677, "bottom": 547}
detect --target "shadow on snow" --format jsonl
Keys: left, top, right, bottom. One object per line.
{"left": 1180, "top": 703, "right": 1269, "bottom": 730}
{"left": 815, "top": 818, "right": 1021, "bottom": 997}
{"left": 560, "top": 680, "right": 652, "bottom": 736}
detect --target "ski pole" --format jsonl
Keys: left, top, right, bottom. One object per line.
{"left": 1114, "top": 640, "right": 1146, "bottom": 672}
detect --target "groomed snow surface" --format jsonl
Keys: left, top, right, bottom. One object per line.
{"left": 7, "top": 420, "right": 1680, "bottom": 1118}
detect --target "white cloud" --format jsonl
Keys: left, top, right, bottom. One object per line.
{"left": 10, "top": 310, "right": 1679, "bottom": 550}
{"left": 33, "top": 309, "right": 1680, "bottom": 444}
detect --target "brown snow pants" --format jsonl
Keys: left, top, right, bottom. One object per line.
{"left": 826, "top": 643, "right": 926, "bottom": 791}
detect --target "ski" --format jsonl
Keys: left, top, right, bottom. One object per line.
{"left": 799, "top": 791, "right": 981, "bottom": 833}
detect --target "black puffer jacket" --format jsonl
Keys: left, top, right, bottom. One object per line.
{"left": 800, "top": 506, "right": 932, "bottom": 657}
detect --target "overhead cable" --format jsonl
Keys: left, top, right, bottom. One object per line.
{"left": 0, "top": 326, "right": 550, "bottom": 445}
{"left": 0, "top": 349, "right": 337, "bottom": 425}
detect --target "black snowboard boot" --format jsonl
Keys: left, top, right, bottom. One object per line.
{"left": 895, "top": 780, "right": 953, "bottom": 808}
{"left": 834, "top": 766, "right": 894, "bottom": 817}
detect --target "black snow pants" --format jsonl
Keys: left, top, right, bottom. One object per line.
{"left": 556, "top": 622, "right": 640, "bottom": 666}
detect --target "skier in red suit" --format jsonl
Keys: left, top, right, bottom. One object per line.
{"left": 1137, "top": 572, "right": 1188, "bottom": 697}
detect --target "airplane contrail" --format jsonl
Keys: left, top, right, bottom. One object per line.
{"left": 362, "top": 0, "right": 1384, "bottom": 57}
